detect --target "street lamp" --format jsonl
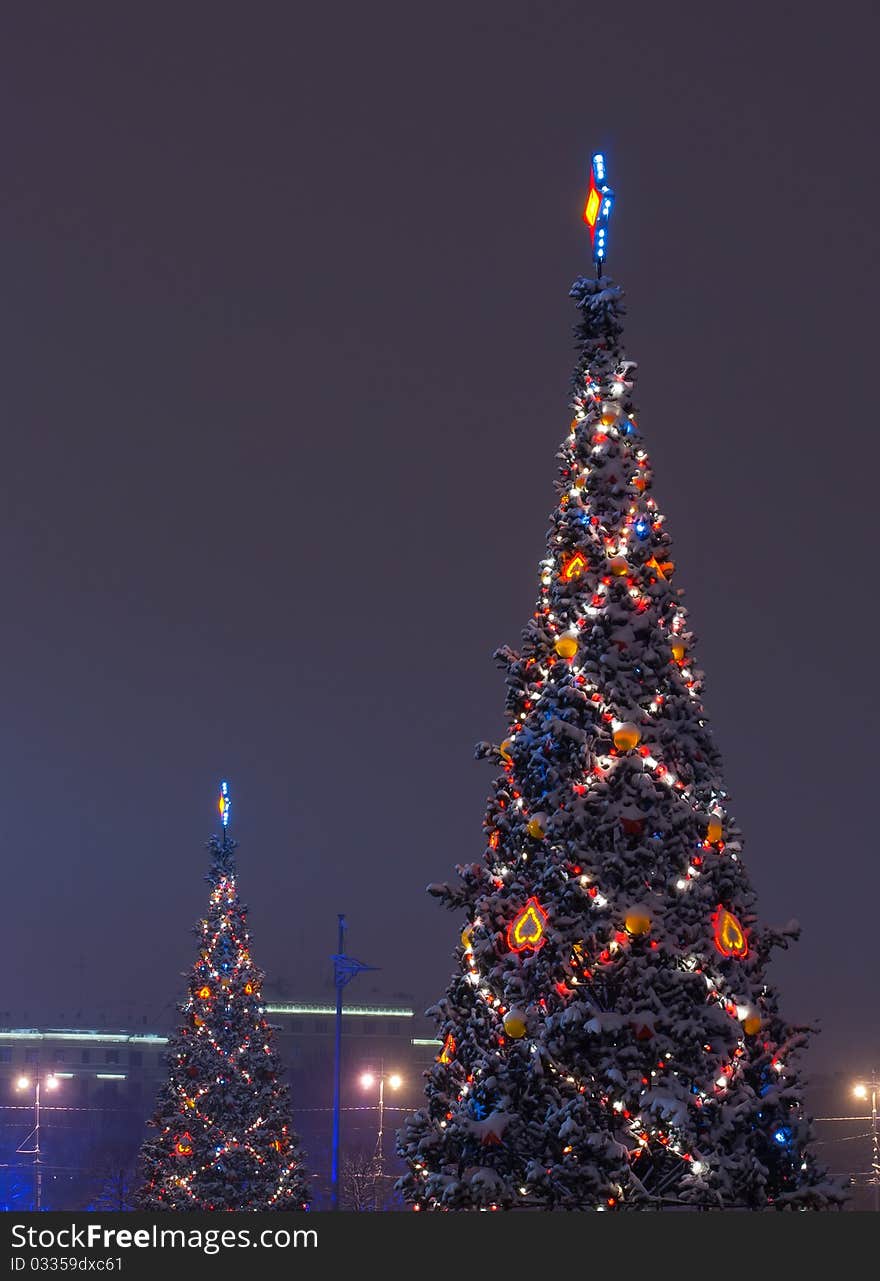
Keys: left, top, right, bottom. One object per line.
{"left": 359, "top": 1068, "right": 403, "bottom": 1178}
{"left": 15, "top": 1074, "right": 60, "bottom": 1211}
{"left": 853, "top": 1073, "right": 879, "bottom": 1212}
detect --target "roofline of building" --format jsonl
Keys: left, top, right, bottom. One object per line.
{"left": 0, "top": 1004, "right": 416, "bottom": 1045}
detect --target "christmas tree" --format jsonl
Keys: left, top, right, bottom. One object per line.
{"left": 137, "top": 784, "right": 310, "bottom": 1210}
{"left": 398, "top": 157, "right": 844, "bottom": 1211}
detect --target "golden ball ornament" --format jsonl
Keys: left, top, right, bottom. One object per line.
{"left": 671, "top": 641, "right": 687, "bottom": 663}
{"left": 613, "top": 722, "right": 641, "bottom": 751}
{"left": 599, "top": 402, "right": 621, "bottom": 427}
{"left": 526, "top": 817, "right": 546, "bottom": 840}
{"left": 743, "top": 1014, "right": 762, "bottom": 1036}
{"left": 624, "top": 911, "right": 652, "bottom": 937}
{"left": 503, "top": 1011, "right": 527, "bottom": 1039}
{"left": 609, "top": 555, "right": 629, "bottom": 576}
{"left": 554, "top": 634, "right": 578, "bottom": 659}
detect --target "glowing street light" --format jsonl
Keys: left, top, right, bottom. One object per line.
{"left": 852, "top": 1074, "right": 878, "bottom": 1212}
{"left": 359, "top": 1067, "right": 403, "bottom": 1182}
{"left": 14, "top": 1074, "right": 62, "bottom": 1211}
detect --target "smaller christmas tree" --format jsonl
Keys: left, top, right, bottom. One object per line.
{"left": 137, "top": 783, "right": 310, "bottom": 1211}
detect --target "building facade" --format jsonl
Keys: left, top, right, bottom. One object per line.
{"left": 0, "top": 1004, "right": 439, "bottom": 1210}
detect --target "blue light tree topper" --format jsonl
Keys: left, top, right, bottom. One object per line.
{"left": 582, "top": 152, "right": 615, "bottom": 266}
{"left": 218, "top": 780, "right": 231, "bottom": 829}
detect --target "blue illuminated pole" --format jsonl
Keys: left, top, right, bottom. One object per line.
{"left": 330, "top": 916, "right": 376, "bottom": 1211}
{"left": 331, "top": 914, "right": 344, "bottom": 1212}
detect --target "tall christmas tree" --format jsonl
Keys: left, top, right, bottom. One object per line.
{"left": 398, "top": 157, "right": 844, "bottom": 1211}
{"left": 137, "top": 784, "right": 310, "bottom": 1210}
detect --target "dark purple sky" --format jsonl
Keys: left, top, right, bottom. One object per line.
{"left": 1, "top": 4, "right": 876, "bottom": 1073}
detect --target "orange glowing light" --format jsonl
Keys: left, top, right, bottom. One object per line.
{"left": 706, "top": 815, "right": 723, "bottom": 845}
{"left": 175, "top": 1133, "right": 193, "bottom": 1156}
{"left": 583, "top": 185, "right": 601, "bottom": 229}
{"left": 560, "top": 551, "right": 588, "bottom": 582}
{"left": 507, "top": 896, "right": 548, "bottom": 953}
{"left": 438, "top": 1032, "right": 456, "bottom": 1065}
{"left": 646, "top": 555, "right": 675, "bottom": 580}
{"left": 712, "top": 906, "right": 748, "bottom": 959}
{"left": 244, "top": 982, "right": 254, "bottom": 995}
{"left": 197, "top": 985, "right": 211, "bottom": 999}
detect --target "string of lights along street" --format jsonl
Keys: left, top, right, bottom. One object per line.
{"left": 397, "top": 156, "right": 847, "bottom": 1211}
{"left": 136, "top": 783, "right": 311, "bottom": 1211}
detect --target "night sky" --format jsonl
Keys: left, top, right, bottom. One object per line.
{"left": 1, "top": 4, "right": 876, "bottom": 1074}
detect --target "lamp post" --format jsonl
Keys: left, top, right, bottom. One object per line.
{"left": 853, "top": 1073, "right": 879, "bottom": 1212}
{"left": 359, "top": 1069, "right": 402, "bottom": 1180}
{"left": 330, "top": 915, "right": 377, "bottom": 1211}
{"left": 15, "top": 1074, "right": 60, "bottom": 1212}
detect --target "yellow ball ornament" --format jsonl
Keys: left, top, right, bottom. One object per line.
{"left": 503, "top": 1011, "right": 527, "bottom": 1039}
{"left": 743, "top": 1014, "right": 762, "bottom": 1036}
{"left": 613, "top": 722, "right": 641, "bottom": 752}
{"left": 526, "top": 817, "right": 545, "bottom": 840}
{"left": 624, "top": 911, "right": 651, "bottom": 937}
{"left": 609, "top": 555, "right": 629, "bottom": 576}
{"left": 554, "top": 634, "right": 578, "bottom": 659}
{"left": 706, "top": 815, "right": 723, "bottom": 845}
